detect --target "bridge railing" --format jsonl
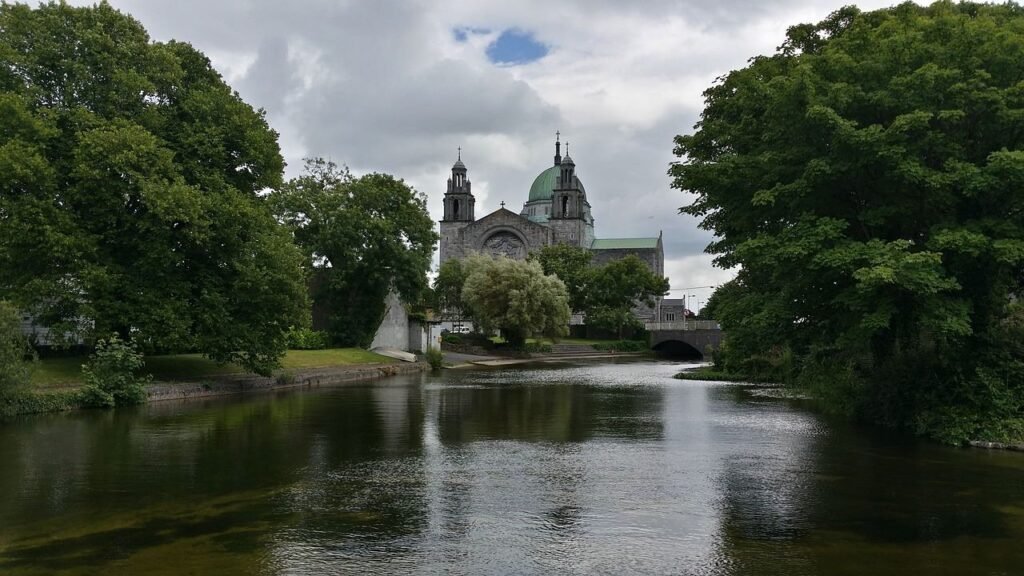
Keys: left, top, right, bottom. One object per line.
{"left": 644, "top": 320, "right": 721, "bottom": 331}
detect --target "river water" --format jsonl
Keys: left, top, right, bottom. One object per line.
{"left": 0, "top": 359, "right": 1022, "bottom": 575}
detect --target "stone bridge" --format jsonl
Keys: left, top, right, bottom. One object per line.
{"left": 645, "top": 321, "right": 724, "bottom": 359}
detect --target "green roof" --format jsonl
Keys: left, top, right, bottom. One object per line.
{"left": 527, "top": 165, "right": 585, "bottom": 202}
{"left": 590, "top": 237, "right": 659, "bottom": 250}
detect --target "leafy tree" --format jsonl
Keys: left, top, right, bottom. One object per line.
{"left": 462, "top": 254, "right": 570, "bottom": 347}
{"left": 271, "top": 158, "right": 438, "bottom": 347}
{"left": 530, "top": 244, "right": 592, "bottom": 314}
{"left": 671, "top": 2, "right": 1024, "bottom": 442}
{"left": 584, "top": 255, "right": 669, "bottom": 337}
{"left": 0, "top": 2, "right": 307, "bottom": 374}
{"left": 434, "top": 258, "right": 470, "bottom": 327}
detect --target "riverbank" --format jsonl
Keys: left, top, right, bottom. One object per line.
{"left": 445, "top": 351, "right": 649, "bottom": 368}
{"left": 3, "top": 359, "right": 430, "bottom": 418}
{"left": 674, "top": 367, "right": 1024, "bottom": 451}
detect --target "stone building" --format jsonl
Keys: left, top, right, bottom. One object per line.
{"left": 439, "top": 135, "right": 665, "bottom": 291}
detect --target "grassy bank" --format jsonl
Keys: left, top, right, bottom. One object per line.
{"left": 31, "top": 348, "right": 393, "bottom": 389}
{"left": 2, "top": 348, "right": 399, "bottom": 418}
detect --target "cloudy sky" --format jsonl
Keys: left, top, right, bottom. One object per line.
{"left": 74, "top": 0, "right": 901, "bottom": 310}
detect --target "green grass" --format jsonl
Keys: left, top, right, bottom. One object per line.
{"left": 31, "top": 348, "right": 393, "bottom": 388}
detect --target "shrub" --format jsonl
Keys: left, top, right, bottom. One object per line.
{"left": 425, "top": 347, "right": 444, "bottom": 371}
{"left": 441, "top": 332, "right": 463, "bottom": 345}
{"left": 287, "top": 327, "right": 330, "bottom": 350}
{"left": 0, "top": 301, "right": 35, "bottom": 392}
{"left": 524, "top": 342, "right": 553, "bottom": 354}
{"left": 276, "top": 371, "right": 297, "bottom": 386}
{"left": 80, "top": 335, "right": 151, "bottom": 408}
{"left": 592, "top": 340, "right": 648, "bottom": 352}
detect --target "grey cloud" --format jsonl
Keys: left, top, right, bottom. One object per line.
{"left": 67, "top": 0, "right": 901, "bottom": 290}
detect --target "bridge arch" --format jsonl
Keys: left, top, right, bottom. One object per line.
{"left": 652, "top": 339, "right": 703, "bottom": 360}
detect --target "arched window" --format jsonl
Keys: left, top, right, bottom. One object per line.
{"left": 453, "top": 199, "right": 460, "bottom": 219}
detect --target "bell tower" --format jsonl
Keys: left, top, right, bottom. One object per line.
{"left": 439, "top": 149, "right": 475, "bottom": 263}
{"left": 549, "top": 143, "right": 589, "bottom": 246}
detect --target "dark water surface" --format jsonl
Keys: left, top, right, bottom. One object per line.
{"left": 1, "top": 360, "right": 1022, "bottom": 575}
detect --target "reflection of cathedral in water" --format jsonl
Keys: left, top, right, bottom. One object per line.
{"left": 438, "top": 135, "right": 664, "bottom": 290}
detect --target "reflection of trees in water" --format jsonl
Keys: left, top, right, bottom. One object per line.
{"left": 0, "top": 381, "right": 433, "bottom": 571}
{"left": 710, "top": 407, "right": 1024, "bottom": 575}
{"left": 801, "top": 428, "right": 1016, "bottom": 545}
{"left": 434, "top": 382, "right": 665, "bottom": 444}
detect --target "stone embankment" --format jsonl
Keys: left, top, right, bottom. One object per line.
{"left": 146, "top": 362, "right": 430, "bottom": 403}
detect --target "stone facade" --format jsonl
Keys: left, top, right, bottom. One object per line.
{"left": 438, "top": 135, "right": 665, "bottom": 281}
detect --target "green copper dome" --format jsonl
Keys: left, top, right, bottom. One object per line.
{"left": 528, "top": 166, "right": 559, "bottom": 202}
{"left": 527, "top": 165, "right": 584, "bottom": 202}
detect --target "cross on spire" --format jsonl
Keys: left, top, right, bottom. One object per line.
{"left": 556, "top": 130, "right": 560, "bottom": 141}
{"left": 457, "top": 146, "right": 461, "bottom": 161}
{"left": 500, "top": 201, "right": 506, "bottom": 208}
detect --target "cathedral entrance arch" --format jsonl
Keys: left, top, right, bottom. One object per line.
{"left": 480, "top": 228, "right": 527, "bottom": 260}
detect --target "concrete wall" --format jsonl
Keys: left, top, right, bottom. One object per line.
{"left": 370, "top": 291, "right": 411, "bottom": 351}
{"left": 407, "top": 320, "right": 430, "bottom": 354}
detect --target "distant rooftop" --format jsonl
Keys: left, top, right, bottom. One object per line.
{"left": 590, "top": 237, "right": 659, "bottom": 250}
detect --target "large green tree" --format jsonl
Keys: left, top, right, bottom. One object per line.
{"left": 462, "top": 254, "right": 570, "bottom": 346}
{"left": 530, "top": 244, "right": 592, "bottom": 314}
{"left": 0, "top": 2, "right": 307, "bottom": 374}
{"left": 271, "top": 158, "right": 438, "bottom": 347}
{"left": 584, "top": 255, "right": 669, "bottom": 337}
{"left": 672, "top": 2, "right": 1024, "bottom": 442}
{"left": 433, "top": 258, "right": 470, "bottom": 326}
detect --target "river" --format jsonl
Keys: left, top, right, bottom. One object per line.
{"left": 0, "top": 359, "right": 1022, "bottom": 575}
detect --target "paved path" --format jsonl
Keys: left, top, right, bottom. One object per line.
{"left": 441, "top": 351, "right": 499, "bottom": 366}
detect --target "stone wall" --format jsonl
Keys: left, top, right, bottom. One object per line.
{"left": 591, "top": 247, "right": 663, "bottom": 276}
{"left": 442, "top": 208, "right": 553, "bottom": 262}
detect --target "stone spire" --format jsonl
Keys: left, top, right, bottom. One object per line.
{"left": 554, "top": 130, "right": 562, "bottom": 166}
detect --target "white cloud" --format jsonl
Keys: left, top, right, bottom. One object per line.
{"left": 72, "top": 0, "right": 906, "bottom": 293}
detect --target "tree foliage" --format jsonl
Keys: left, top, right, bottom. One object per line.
{"left": 531, "top": 244, "right": 592, "bottom": 313}
{"left": 672, "top": 1, "right": 1024, "bottom": 442}
{"left": 0, "top": 301, "right": 34, "bottom": 392}
{"left": 271, "top": 158, "right": 438, "bottom": 347}
{"left": 433, "top": 258, "right": 469, "bottom": 324}
{"left": 0, "top": 2, "right": 307, "bottom": 374}
{"left": 584, "top": 255, "right": 670, "bottom": 336}
{"left": 532, "top": 246, "right": 669, "bottom": 334}
{"left": 462, "top": 255, "right": 570, "bottom": 346}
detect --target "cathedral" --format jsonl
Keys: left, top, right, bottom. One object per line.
{"left": 438, "top": 134, "right": 665, "bottom": 280}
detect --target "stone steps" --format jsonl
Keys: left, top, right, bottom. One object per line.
{"left": 546, "top": 344, "right": 598, "bottom": 355}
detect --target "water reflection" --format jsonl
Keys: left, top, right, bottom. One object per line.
{"left": 0, "top": 360, "right": 1022, "bottom": 575}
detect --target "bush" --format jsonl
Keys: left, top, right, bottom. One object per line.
{"left": 592, "top": 340, "right": 648, "bottom": 352}
{"left": 287, "top": 327, "right": 330, "bottom": 350}
{"left": 0, "top": 301, "right": 35, "bottom": 392}
{"left": 80, "top": 335, "right": 151, "bottom": 408}
{"left": 441, "top": 332, "right": 463, "bottom": 345}
{"left": 524, "top": 342, "right": 553, "bottom": 354}
{"left": 425, "top": 347, "right": 444, "bottom": 371}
